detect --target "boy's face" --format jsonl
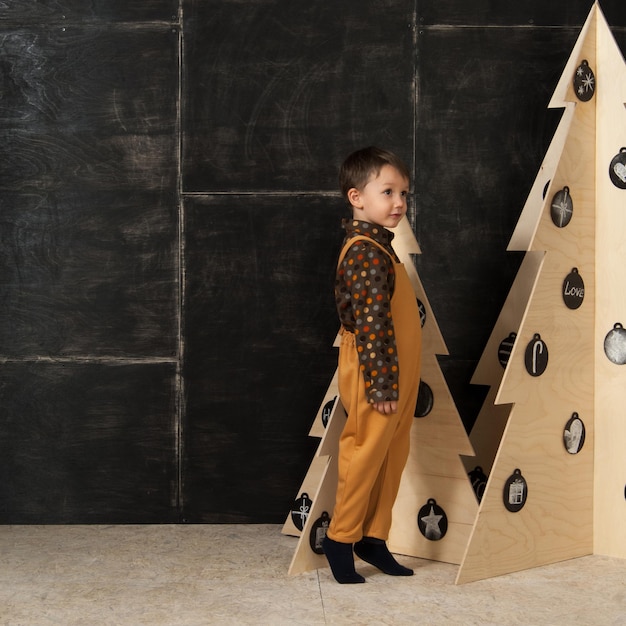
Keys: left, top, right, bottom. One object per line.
{"left": 348, "top": 165, "right": 409, "bottom": 229}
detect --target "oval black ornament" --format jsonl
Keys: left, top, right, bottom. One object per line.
{"left": 503, "top": 469, "right": 528, "bottom": 512}
{"left": 563, "top": 413, "right": 585, "bottom": 455}
{"left": 321, "top": 397, "right": 336, "bottom": 428}
{"left": 609, "top": 148, "right": 626, "bottom": 189}
{"left": 417, "top": 298, "right": 426, "bottom": 328}
{"left": 550, "top": 186, "right": 574, "bottom": 228}
{"left": 604, "top": 323, "right": 626, "bottom": 364}
{"left": 498, "top": 332, "right": 517, "bottom": 368}
{"left": 309, "top": 511, "right": 331, "bottom": 554}
{"left": 291, "top": 492, "right": 313, "bottom": 531}
{"left": 417, "top": 498, "right": 448, "bottom": 541}
{"left": 414, "top": 380, "right": 434, "bottom": 418}
{"left": 468, "top": 466, "right": 488, "bottom": 502}
{"left": 524, "top": 334, "right": 548, "bottom": 376}
{"left": 562, "top": 268, "right": 585, "bottom": 310}
{"left": 573, "top": 59, "right": 596, "bottom": 101}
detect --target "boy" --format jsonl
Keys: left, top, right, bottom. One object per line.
{"left": 323, "top": 146, "right": 422, "bottom": 583}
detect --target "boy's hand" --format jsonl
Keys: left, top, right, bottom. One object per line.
{"left": 373, "top": 401, "right": 398, "bottom": 415}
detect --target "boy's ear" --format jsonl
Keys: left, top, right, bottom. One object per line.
{"left": 347, "top": 187, "right": 362, "bottom": 208}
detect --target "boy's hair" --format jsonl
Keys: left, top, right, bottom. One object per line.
{"left": 339, "top": 146, "right": 410, "bottom": 200}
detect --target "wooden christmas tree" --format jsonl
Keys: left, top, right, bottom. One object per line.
{"left": 457, "top": 2, "right": 626, "bottom": 584}
{"left": 286, "top": 216, "right": 478, "bottom": 575}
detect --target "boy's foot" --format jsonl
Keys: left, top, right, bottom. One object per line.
{"left": 354, "top": 537, "right": 414, "bottom": 576}
{"left": 322, "top": 536, "right": 365, "bottom": 584}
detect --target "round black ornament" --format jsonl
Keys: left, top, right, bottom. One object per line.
{"left": 309, "top": 511, "right": 331, "bottom": 554}
{"left": 417, "top": 298, "right": 427, "bottom": 328}
{"left": 417, "top": 498, "right": 448, "bottom": 541}
{"left": 321, "top": 397, "right": 336, "bottom": 428}
{"left": 609, "top": 148, "right": 626, "bottom": 189}
{"left": 503, "top": 469, "right": 528, "bottom": 512}
{"left": 524, "top": 334, "right": 548, "bottom": 376}
{"left": 604, "top": 323, "right": 626, "bottom": 364}
{"left": 468, "top": 466, "right": 488, "bottom": 502}
{"left": 573, "top": 59, "right": 596, "bottom": 101}
{"left": 291, "top": 493, "right": 313, "bottom": 531}
{"left": 414, "top": 380, "right": 434, "bottom": 418}
{"left": 498, "top": 332, "right": 517, "bottom": 368}
{"left": 562, "top": 268, "right": 585, "bottom": 310}
{"left": 563, "top": 413, "right": 585, "bottom": 455}
{"left": 550, "top": 186, "right": 574, "bottom": 228}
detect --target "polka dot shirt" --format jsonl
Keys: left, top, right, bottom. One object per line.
{"left": 335, "top": 219, "right": 400, "bottom": 404}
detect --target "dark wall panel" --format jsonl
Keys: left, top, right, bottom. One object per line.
{"left": 0, "top": 1, "right": 177, "bottom": 23}
{"left": 0, "top": 362, "right": 178, "bottom": 524}
{"left": 419, "top": 0, "right": 624, "bottom": 26}
{"left": 0, "top": 190, "right": 177, "bottom": 357}
{"left": 0, "top": 26, "right": 178, "bottom": 192}
{"left": 0, "top": 19, "right": 180, "bottom": 520}
{"left": 0, "top": 27, "right": 179, "bottom": 356}
{"left": 182, "top": 0, "right": 415, "bottom": 191}
{"left": 182, "top": 195, "right": 345, "bottom": 522}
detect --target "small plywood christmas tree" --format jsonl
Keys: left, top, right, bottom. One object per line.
{"left": 457, "top": 2, "right": 626, "bottom": 584}
{"left": 286, "top": 217, "right": 478, "bottom": 575}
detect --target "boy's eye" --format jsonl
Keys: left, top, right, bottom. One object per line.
{"left": 383, "top": 189, "right": 392, "bottom": 195}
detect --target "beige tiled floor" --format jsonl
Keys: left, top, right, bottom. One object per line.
{"left": 0, "top": 524, "right": 624, "bottom": 625}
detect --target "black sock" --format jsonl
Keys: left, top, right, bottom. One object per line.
{"left": 322, "top": 536, "right": 365, "bottom": 584}
{"left": 354, "top": 537, "right": 413, "bottom": 576}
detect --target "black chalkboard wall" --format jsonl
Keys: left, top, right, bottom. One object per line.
{"left": 1, "top": 1, "right": 625, "bottom": 523}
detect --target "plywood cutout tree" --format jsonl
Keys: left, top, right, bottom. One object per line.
{"left": 457, "top": 2, "right": 626, "bottom": 584}
{"left": 285, "top": 217, "right": 478, "bottom": 575}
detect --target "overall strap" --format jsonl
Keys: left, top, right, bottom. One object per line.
{"left": 337, "top": 236, "right": 397, "bottom": 269}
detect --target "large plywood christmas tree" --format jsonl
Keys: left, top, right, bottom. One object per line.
{"left": 285, "top": 217, "right": 478, "bottom": 576}
{"left": 457, "top": 2, "right": 626, "bottom": 584}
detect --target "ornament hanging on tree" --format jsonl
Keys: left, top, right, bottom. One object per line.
{"left": 290, "top": 493, "right": 313, "bottom": 531}
{"left": 562, "top": 268, "right": 585, "bottom": 310}
{"left": 417, "top": 298, "right": 427, "bottom": 327}
{"left": 524, "top": 333, "right": 549, "bottom": 376}
{"left": 309, "top": 511, "right": 331, "bottom": 554}
{"left": 604, "top": 323, "right": 626, "bottom": 364}
{"left": 573, "top": 59, "right": 596, "bottom": 101}
{"left": 563, "top": 413, "right": 585, "bottom": 454}
{"left": 498, "top": 332, "right": 517, "bottom": 368}
{"left": 417, "top": 498, "right": 448, "bottom": 540}
{"left": 468, "top": 466, "right": 488, "bottom": 502}
{"left": 503, "top": 469, "right": 528, "bottom": 512}
{"left": 550, "top": 186, "right": 574, "bottom": 227}
{"left": 414, "top": 380, "right": 434, "bottom": 418}
{"left": 321, "top": 397, "right": 336, "bottom": 427}
{"left": 608, "top": 148, "right": 626, "bottom": 189}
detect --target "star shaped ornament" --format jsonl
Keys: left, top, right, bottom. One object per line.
{"left": 417, "top": 498, "right": 448, "bottom": 541}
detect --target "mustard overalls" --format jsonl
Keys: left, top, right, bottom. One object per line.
{"left": 327, "top": 236, "right": 422, "bottom": 544}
